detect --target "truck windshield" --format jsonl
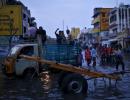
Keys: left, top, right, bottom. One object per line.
{"left": 8, "top": 46, "right": 20, "bottom": 56}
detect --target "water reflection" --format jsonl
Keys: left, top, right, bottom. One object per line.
{"left": 0, "top": 70, "right": 129, "bottom": 100}
{"left": 40, "top": 71, "right": 52, "bottom": 93}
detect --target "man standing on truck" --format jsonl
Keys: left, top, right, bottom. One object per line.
{"left": 66, "top": 27, "right": 73, "bottom": 45}
{"left": 36, "top": 26, "right": 47, "bottom": 44}
{"left": 55, "top": 28, "right": 63, "bottom": 44}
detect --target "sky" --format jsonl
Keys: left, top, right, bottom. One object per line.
{"left": 20, "top": 0, "right": 130, "bottom": 38}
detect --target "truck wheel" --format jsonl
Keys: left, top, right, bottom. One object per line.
{"left": 58, "top": 71, "right": 70, "bottom": 87}
{"left": 61, "top": 73, "right": 88, "bottom": 94}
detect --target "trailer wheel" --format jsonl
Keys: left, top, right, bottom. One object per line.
{"left": 61, "top": 73, "right": 88, "bottom": 94}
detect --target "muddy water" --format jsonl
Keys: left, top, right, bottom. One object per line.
{"left": 0, "top": 54, "right": 130, "bottom": 100}
{"left": 0, "top": 69, "right": 130, "bottom": 100}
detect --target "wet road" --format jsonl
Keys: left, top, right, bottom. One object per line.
{"left": 0, "top": 67, "right": 130, "bottom": 100}
{"left": 0, "top": 57, "right": 130, "bottom": 100}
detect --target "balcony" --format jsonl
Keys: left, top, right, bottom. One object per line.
{"left": 92, "top": 16, "right": 100, "bottom": 25}
{"left": 92, "top": 28, "right": 100, "bottom": 33}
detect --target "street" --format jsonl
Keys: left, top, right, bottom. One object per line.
{"left": 0, "top": 55, "right": 130, "bottom": 100}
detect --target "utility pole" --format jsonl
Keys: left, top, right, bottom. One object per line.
{"left": 36, "top": 29, "right": 43, "bottom": 74}
{"left": 62, "top": 20, "right": 64, "bottom": 33}
{"left": 37, "top": 32, "right": 43, "bottom": 58}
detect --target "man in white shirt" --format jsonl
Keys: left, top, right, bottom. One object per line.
{"left": 91, "top": 46, "right": 97, "bottom": 70}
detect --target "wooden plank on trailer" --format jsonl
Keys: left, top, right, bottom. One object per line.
{"left": 20, "top": 55, "right": 121, "bottom": 80}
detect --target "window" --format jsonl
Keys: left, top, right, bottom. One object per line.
{"left": 129, "top": 9, "right": 130, "bottom": 17}
{"left": 19, "top": 46, "right": 34, "bottom": 56}
{"left": 119, "top": 9, "right": 121, "bottom": 19}
{"left": 102, "top": 13, "right": 106, "bottom": 17}
{"left": 28, "top": 18, "right": 30, "bottom": 23}
{"left": 8, "top": 46, "right": 20, "bottom": 56}
{"left": 24, "top": 27, "right": 27, "bottom": 33}
{"left": 23, "top": 13, "right": 26, "bottom": 19}
{"left": 122, "top": 9, "right": 124, "bottom": 19}
{"left": 112, "top": 28, "right": 117, "bottom": 34}
{"left": 110, "top": 15, "right": 116, "bottom": 23}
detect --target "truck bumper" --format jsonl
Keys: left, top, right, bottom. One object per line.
{"left": 1, "top": 63, "right": 14, "bottom": 77}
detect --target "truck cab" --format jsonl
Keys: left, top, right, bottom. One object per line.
{"left": 3, "top": 43, "right": 39, "bottom": 76}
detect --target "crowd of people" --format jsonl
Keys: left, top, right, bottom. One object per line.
{"left": 78, "top": 43, "right": 125, "bottom": 71}
{"left": 79, "top": 45, "right": 97, "bottom": 71}
{"left": 98, "top": 43, "right": 125, "bottom": 71}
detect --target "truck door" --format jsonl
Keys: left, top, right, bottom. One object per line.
{"left": 15, "top": 46, "right": 38, "bottom": 76}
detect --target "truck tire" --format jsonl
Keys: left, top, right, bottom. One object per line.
{"left": 61, "top": 73, "right": 88, "bottom": 94}
{"left": 58, "top": 71, "right": 71, "bottom": 87}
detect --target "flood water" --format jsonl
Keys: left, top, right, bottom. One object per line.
{"left": 0, "top": 52, "right": 130, "bottom": 100}
{"left": 0, "top": 66, "right": 130, "bottom": 100}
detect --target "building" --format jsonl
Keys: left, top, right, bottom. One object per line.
{"left": 0, "top": 5, "right": 31, "bottom": 36}
{"left": 92, "top": 8, "right": 112, "bottom": 33}
{"left": 92, "top": 8, "right": 112, "bottom": 43}
{"left": 0, "top": 0, "right": 35, "bottom": 44}
{"left": 70, "top": 27, "right": 80, "bottom": 39}
{"left": 109, "top": 4, "right": 130, "bottom": 34}
{"left": 109, "top": 4, "right": 130, "bottom": 48}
